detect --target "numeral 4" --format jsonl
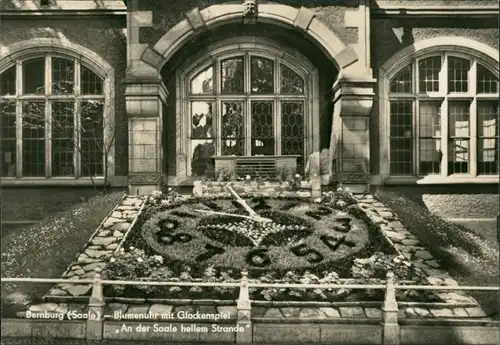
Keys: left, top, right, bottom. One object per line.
{"left": 290, "top": 244, "right": 324, "bottom": 263}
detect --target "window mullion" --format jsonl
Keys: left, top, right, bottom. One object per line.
{"left": 246, "top": 99, "right": 251, "bottom": 155}
{"left": 45, "top": 56, "right": 52, "bottom": 177}
{"left": 46, "top": 99, "right": 52, "bottom": 178}
{"left": 245, "top": 54, "right": 251, "bottom": 155}
{"left": 414, "top": 99, "right": 419, "bottom": 176}
{"left": 276, "top": 99, "right": 281, "bottom": 155}
{"left": 275, "top": 59, "right": 281, "bottom": 156}
{"left": 413, "top": 61, "right": 419, "bottom": 176}
{"left": 74, "top": 59, "right": 81, "bottom": 177}
{"left": 16, "top": 99, "right": 22, "bottom": 177}
{"left": 75, "top": 99, "right": 81, "bottom": 178}
{"left": 440, "top": 54, "right": 448, "bottom": 176}
{"left": 16, "top": 61, "right": 23, "bottom": 177}
{"left": 441, "top": 98, "right": 449, "bottom": 176}
{"left": 215, "top": 100, "right": 221, "bottom": 156}
{"left": 470, "top": 60, "right": 478, "bottom": 177}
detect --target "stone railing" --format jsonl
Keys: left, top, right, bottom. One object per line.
{"left": 192, "top": 180, "right": 314, "bottom": 198}
{"left": 2, "top": 271, "right": 499, "bottom": 344}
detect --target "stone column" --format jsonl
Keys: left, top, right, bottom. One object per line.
{"left": 126, "top": 78, "right": 168, "bottom": 195}
{"left": 330, "top": 76, "right": 375, "bottom": 193}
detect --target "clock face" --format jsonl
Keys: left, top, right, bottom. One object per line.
{"left": 140, "top": 197, "right": 371, "bottom": 271}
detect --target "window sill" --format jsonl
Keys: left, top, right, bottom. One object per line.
{"left": 0, "top": 177, "right": 107, "bottom": 187}
{"left": 383, "top": 175, "right": 499, "bottom": 185}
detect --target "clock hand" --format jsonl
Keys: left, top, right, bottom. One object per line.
{"left": 193, "top": 209, "right": 257, "bottom": 221}
{"left": 226, "top": 186, "right": 272, "bottom": 223}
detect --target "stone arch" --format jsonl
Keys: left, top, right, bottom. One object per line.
{"left": 380, "top": 36, "right": 499, "bottom": 79}
{"left": 0, "top": 38, "right": 114, "bottom": 79}
{"left": 140, "top": 3, "right": 359, "bottom": 73}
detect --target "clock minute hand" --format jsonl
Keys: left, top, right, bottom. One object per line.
{"left": 226, "top": 186, "right": 259, "bottom": 217}
{"left": 226, "top": 186, "right": 272, "bottom": 223}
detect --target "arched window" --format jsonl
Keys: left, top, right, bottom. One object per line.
{"left": 185, "top": 51, "right": 310, "bottom": 177}
{"left": 387, "top": 53, "right": 499, "bottom": 178}
{"left": 0, "top": 54, "right": 105, "bottom": 178}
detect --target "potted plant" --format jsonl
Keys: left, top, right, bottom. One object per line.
{"left": 320, "top": 148, "right": 331, "bottom": 185}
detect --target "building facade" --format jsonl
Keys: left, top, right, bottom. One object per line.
{"left": 0, "top": 0, "right": 498, "bottom": 217}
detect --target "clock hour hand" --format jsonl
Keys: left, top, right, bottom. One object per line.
{"left": 226, "top": 186, "right": 272, "bottom": 223}
{"left": 193, "top": 209, "right": 256, "bottom": 221}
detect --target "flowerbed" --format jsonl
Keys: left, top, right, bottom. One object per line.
{"left": 100, "top": 189, "right": 440, "bottom": 303}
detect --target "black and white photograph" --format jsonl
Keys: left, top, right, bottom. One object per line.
{"left": 0, "top": 0, "right": 499, "bottom": 344}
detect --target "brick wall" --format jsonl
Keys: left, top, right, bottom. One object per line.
{"left": 0, "top": 17, "right": 128, "bottom": 175}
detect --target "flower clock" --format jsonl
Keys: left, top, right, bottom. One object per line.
{"left": 140, "top": 188, "right": 371, "bottom": 271}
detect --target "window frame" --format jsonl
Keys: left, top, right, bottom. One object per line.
{"left": 0, "top": 43, "right": 114, "bottom": 184}
{"left": 379, "top": 42, "right": 499, "bottom": 185}
{"left": 177, "top": 40, "right": 319, "bottom": 179}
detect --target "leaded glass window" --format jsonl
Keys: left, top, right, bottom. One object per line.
{"left": 388, "top": 53, "right": 499, "bottom": 177}
{"left": 0, "top": 54, "right": 105, "bottom": 178}
{"left": 188, "top": 53, "right": 307, "bottom": 176}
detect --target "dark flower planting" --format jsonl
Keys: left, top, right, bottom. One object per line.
{"left": 102, "top": 188, "right": 441, "bottom": 302}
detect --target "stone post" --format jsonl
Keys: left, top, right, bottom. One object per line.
{"left": 236, "top": 269, "right": 252, "bottom": 343}
{"left": 331, "top": 76, "right": 375, "bottom": 193}
{"left": 381, "top": 271, "right": 399, "bottom": 345}
{"left": 86, "top": 267, "right": 105, "bottom": 340}
{"left": 126, "top": 78, "right": 168, "bottom": 195}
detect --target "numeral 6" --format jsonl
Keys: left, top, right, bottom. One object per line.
{"left": 291, "top": 244, "right": 324, "bottom": 263}
{"left": 246, "top": 248, "right": 271, "bottom": 267}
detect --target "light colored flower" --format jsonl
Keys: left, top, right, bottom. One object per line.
{"left": 137, "top": 257, "right": 144, "bottom": 263}
{"left": 110, "top": 258, "right": 116, "bottom": 263}
{"left": 129, "top": 246, "right": 135, "bottom": 251}
{"left": 314, "top": 197, "right": 322, "bottom": 204}
{"left": 337, "top": 188, "right": 343, "bottom": 192}
{"left": 152, "top": 255, "right": 164, "bottom": 264}
{"left": 336, "top": 200, "right": 346, "bottom": 207}
{"left": 245, "top": 175, "right": 251, "bottom": 180}
{"left": 167, "top": 187, "right": 173, "bottom": 192}
{"left": 119, "top": 248, "right": 125, "bottom": 252}
{"left": 160, "top": 199, "right": 169, "bottom": 205}
{"left": 295, "top": 174, "right": 301, "bottom": 178}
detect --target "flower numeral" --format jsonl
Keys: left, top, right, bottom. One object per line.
{"left": 196, "top": 243, "right": 225, "bottom": 261}
{"left": 246, "top": 248, "right": 271, "bottom": 267}
{"left": 290, "top": 243, "right": 324, "bottom": 263}
{"left": 157, "top": 232, "right": 193, "bottom": 245}
{"left": 305, "top": 206, "right": 332, "bottom": 220}
{"left": 158, "top": 218, "right": 180, "bottom": 231}
{"left": 320, "top": 235, "right": 355, "bottom": 252}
